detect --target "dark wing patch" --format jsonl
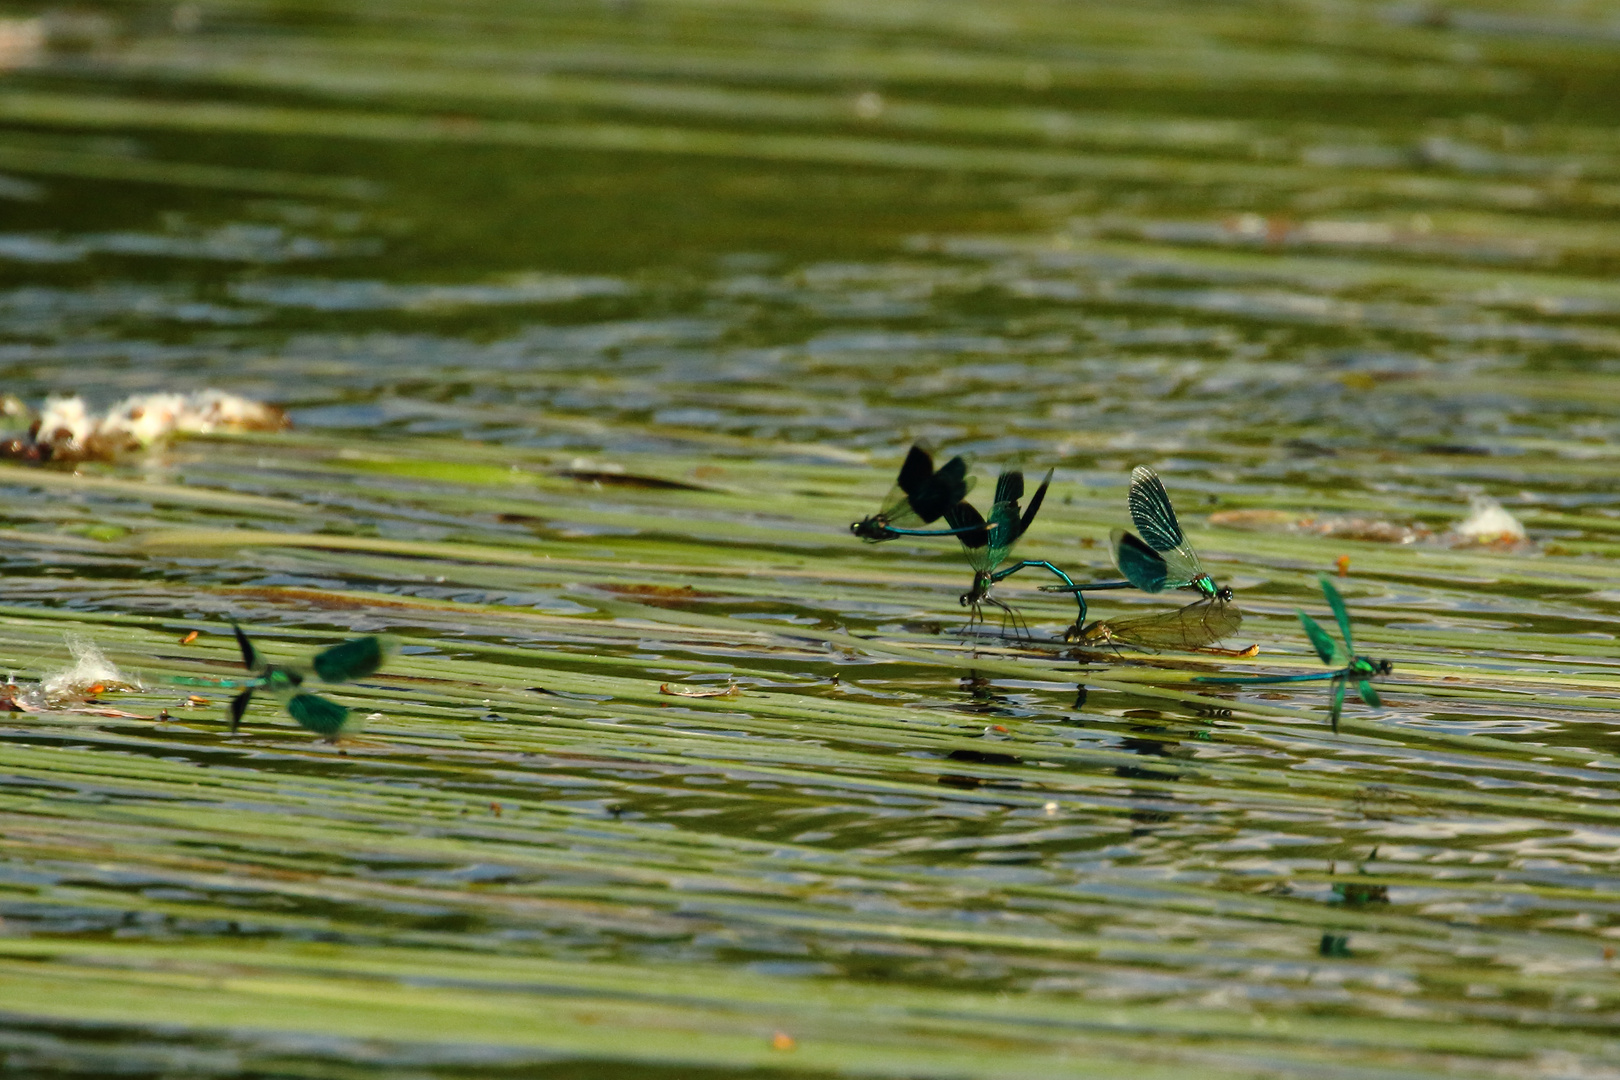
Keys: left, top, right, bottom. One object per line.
{"left": 896, "top": 443, "right": 935, "bottom": 497}
{"left": 1018, "top": 468, "right": 1052, "bottom": 538}
{"left": 1112, "top": 529, "right": 1170, "bottom": 592}
{"left": 228, "top": 689, "right": 253, "bottom": 734}
{"left": 232, "top": 622, "right": 260, "bottom": 672}
{"left": 910, "top": 453, "right": 971, "bottom": 522}
{"left": 944, "top": 501, "right": 991, "bottom": 551}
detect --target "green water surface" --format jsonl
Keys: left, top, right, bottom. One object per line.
{"left": 3, "top": 2, "right": 1620, "bottom": 1077}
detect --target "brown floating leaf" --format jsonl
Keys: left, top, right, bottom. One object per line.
{"left": 599, "top": 583, "right": 722, "bottom": 608}
{"left": 602, "top": 583, "right": 715, "bottom": 598}
{"left": 222, "top": 585, "right": 417, "bottom": 610}
{"left": 553, "top": 468, "right": 710, "bottom": 491}
{"left": 1210, "top": 509, "right": 1430, "bottom": 544}
{"left": 659, "top": 681, "right": 740, "bottom": 698}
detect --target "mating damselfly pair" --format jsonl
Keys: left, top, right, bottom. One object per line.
{"left": 851, "top": 444, "right": 1235, "bottom": 647}
{"left": 852, "top": 443, "right": 1392, "bottom": 730}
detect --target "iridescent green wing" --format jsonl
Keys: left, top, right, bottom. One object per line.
{"left": 1298, "top": 610, "right": 1341, "bottom": 665}
{"left": 313, "top": 635, "right": 398, "bottom": 683}
{"left": 282, "top": 691, "right": 353, "bottom": 738}
{"left": 1358, "top": 680, "right": 1382, "bottom": 708}
{"left": 946, "top": 467, "right": 1047, "bottom": 573}
{"left": 1112, "top": 528, "right": 1170, "bottom": 592}
{"left": 1127, "top": 466, "right": 1207, "bottom": 588}
{"left": 980, "top": 469, "right": 1027, "bottom": 570}
{"left": 1318, "top": 575, "right": 1356, "bottom": 654}
{"left": 1330, "top": 676, "right": 1346, "bottom": 733}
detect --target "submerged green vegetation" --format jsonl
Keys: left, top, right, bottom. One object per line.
{"left": 4, "top": 0, "right": 1620, "bottom": 1076}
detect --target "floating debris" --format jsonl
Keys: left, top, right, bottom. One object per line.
{"left": 0, "top": 11, "right": 120, "bottom": 70}
{"left": 1212, "top": 498, "right": 1532, "bottom": 551}
{"left": 659, "top": 681, "right": 740, "bottom": 698}
{"left": 1210, "top": 508, "right": 1432, "bottom": 544}
{"left": 0, "top": 18, "right": 42, "bottom": 70}
{"left": 1448, "top": 495, "right": 1529, "bottom": 549}
{"left": 1, "top": 389, "right": 288, "bottom": 464}
{"left": 0, "top": 636, "right": 140, "bottom": 713}
{"left": 553, "top": 467, "right": 710, "bottom": 491}
{"left": 0, "top": 679, "right": 30, "bottom": 712}
{"left": 41, "top": 635, "right": 137, "bottom": 704}
{"left": 595, "top": 583, "right": 718, "bottom": 609}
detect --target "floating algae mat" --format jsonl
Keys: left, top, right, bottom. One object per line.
{"left": 7, "top": 0, "right": 1620, "bottom": 1076}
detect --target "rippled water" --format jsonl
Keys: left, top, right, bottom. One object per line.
{"left": 4, "top": 2, "right": 1620, "bottom": 1078}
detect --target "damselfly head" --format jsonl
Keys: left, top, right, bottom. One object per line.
{"left": 1375, "top": 659, "right": 1393, "bottom": 676}
{"left": 1216, "top": 586, "right": 1234, "bottom": 602}
{"left": 959, "top": 573, "right": 991, "bottom": 607}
